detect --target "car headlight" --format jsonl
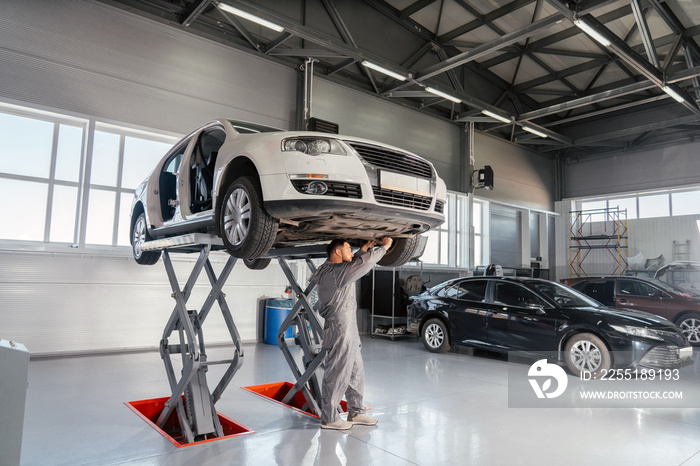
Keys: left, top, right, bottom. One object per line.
{"left": 610, "top": 325, "right": 663, "bottom": 341}
{"left": 282, "top": 137, "right": 346, "bottom": 156}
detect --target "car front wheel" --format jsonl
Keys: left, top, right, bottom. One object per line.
{"left": 378, "top": 235, "right": 421, "bottom": 267}
{"left": 131, "top": 213, "right": 161, "bottom": 265}
{"left": 563, "top": 333, "right": 611, "bottom": 378}
{"left": 219, "top": 176, "right": 279, "bottom": 260}
{"left": 676, "top": 313, "right": 700, "bottom": 346}
{"left": 422, "top": 318, "right": 451, "bottom": 353}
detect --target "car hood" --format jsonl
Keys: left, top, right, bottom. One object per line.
{"left": 568, "top": 305, "right": 675, "bottom": 328}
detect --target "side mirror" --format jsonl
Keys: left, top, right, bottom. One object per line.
{"left": 526, "top": 303, "right": 546, "bottom": 314}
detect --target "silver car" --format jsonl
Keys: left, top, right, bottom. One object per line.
{"left": 130, "top": 119, "right": 446, "bottom": 268}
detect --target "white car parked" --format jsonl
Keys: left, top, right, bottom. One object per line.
{"left": 130, "top": 119, "right": 446, "bottom": 268}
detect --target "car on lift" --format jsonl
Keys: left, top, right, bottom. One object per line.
{"left": 407, "top": 276, "right": 692, "bottom": 377}
{"left": 130, "top": 119, "right": 447, "bottom": 268}
{"left": 561, "top": 276, "right": 700, "bottom": 346}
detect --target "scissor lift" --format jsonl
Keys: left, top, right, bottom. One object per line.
{"left": 137, "top": 234, "right": 335, "bottom": 443}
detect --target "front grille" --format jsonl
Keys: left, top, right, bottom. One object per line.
{"left": 347, "top": 142, "right": 433, "bottom": 179}
{"left": 435, "top": 200, "right": 444, "bottom": 213}
{"left": 372, "top": 187, "right": 432, "bottom": 210}
{"left": 639, "top": 345, "right": 693, "bottom": 369}
{"left": 292, "top": 180, "right": 362, "bottom": 198}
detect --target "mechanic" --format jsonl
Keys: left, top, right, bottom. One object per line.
{"left": 312, "top": 237, "right": 393, "bottom": 430}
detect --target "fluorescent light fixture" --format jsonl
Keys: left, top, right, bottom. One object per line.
{"left": 219, "top": 3, "right": 285, "bottom": 32}
{"left": 522, "top": 126, "right": 548, "bottom": 138}
{"left": 361, "top": 61, "right": 407, "bottom": 81}
{"left": 425, "top": 87, "right": 461, "bottom": 103}
{"left": 662, "top": 85, "right": 686, "bottom": 103}
{"left": 482, "top": 109, "right": 512, "bottom": 124}
{"left": 573, "top": 18, "right": 611, "bottom": 47}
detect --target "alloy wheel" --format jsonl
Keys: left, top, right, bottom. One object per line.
{"left": 569, "top": 340, "right": 602, "bottom": 373}
{"left": 679, "top": 318, "right": 700, "bottom": 344}
{"left": 223, "top": 187, "right": 251, "bottom": 246}
{"left": 425, "top": 323, "right": 444, "bottom": 349}
{"left": 133, "top": 216, "right": 147, "bottom": 258}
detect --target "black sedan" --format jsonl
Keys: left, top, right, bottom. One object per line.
{"left": 407, "top": 276, "right": 693, "bottom": 376}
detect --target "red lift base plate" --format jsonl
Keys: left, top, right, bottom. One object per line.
{"left": 242, "top": 381, "right": 348, "bottom": 419}
{"left": 125, "top": 396, "right": 254, "bottom": 448}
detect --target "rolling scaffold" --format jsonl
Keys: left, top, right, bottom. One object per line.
{"left": 569, "top": 207, "right": 628, "bottom": 277}
{"left": 139, "top": 233, "right": 333, "bottom": 443}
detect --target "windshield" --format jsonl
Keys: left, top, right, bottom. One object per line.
{"left": 527, "top": 280, "right": 602, "bottom": 308}
{"left": 227, "top": 120, "right": 283, "bottom": 134}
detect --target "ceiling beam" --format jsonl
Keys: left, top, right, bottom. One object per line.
{"left": 477, "top": 3, "right": 632, "bottom": 70}
{"left": 180, "top": 0, "right": 212, "bottom": 26}
{"left": 400, "top": 0, "right": 438, "bottom": 19}
{"left": 441, "top": 0, "right": 536, "bottom": 43}
{"left": 630, "top": 0, "right": 660, "bottom": 69}
{"left": 409, "top": 13, "right": 563, "bottom": 84}
{"left": 546, "top": 0, "right": 700, "bottom": 117}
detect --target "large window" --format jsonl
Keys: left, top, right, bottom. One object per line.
{"left": 0, "top": 110, "right": 84, "bottom": 243}
{"left": 577, "top": 188, "right": 700, "bottom": 220}
{"left": 85, "top": 127, "right": 174, "bottom": 246}
{"left": 0, "top": 104, "right": 179, "bottom": 248}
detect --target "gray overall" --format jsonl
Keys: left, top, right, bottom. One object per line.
{"left": 311, "top": 246, "right": 386, "bottom": 423}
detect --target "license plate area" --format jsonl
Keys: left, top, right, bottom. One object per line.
{"left": 379, "top": 171, "right": 430, "bottom": 196}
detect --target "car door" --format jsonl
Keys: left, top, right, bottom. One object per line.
{"left": 615, "top": 279, "right": 674, "bottom": 319}
{"left": 180, "top": 125, "right": 227, "bottom": 220}
{"left": 436, "top": 279, "right": 489, "bottom": 345}
{"left": 487, "top": 281, "right": 558, "bottom": 352}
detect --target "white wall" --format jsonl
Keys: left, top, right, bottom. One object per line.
{"left": 0, "top": 249, "right": 294, "bottom": 356}
{"left": 475, "top": 132, "right": 556, "bottom": 211}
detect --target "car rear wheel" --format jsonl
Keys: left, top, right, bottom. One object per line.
{"left": 675, "top": 313, "right": 700, "bottom": 346}
{"left": 563, "top": 333, "right": 611, "bottom": 378}
{"left": 131, "top": 213, "right": 161, "bottom": 265}
{"left": 219, "top": 176, "right": 278, "bottom": 260}
{"left": 378, "top": 235, "right": 420, "bottom": 267}
{"left": 422, "top": 318, "right": 450, "bottom": 353}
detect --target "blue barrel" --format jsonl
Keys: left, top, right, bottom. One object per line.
{"left": 264, "top": 298, "right": 295, "bottom": 345}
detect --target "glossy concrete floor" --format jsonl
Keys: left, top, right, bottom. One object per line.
{"left": 19, "top": 338, "right": 700, "bottom": 466}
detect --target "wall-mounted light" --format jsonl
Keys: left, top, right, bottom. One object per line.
{"left": 425, "top": 87, "right": 461, "bottom": 103}
{"left": 219, "top": 3, "right": 285, "bottom": 32}
{"left": 662, "top": 85, "right": 686, "bottom": 103}
{"left": 573, "top": 18, "right": 611, "bottom": 47}
{"left": 522, "top": 126, "right": 548, "bottom": 138}
{"left": 361, "top": 61, "right": 407, "bottom": 81}
{"left": 481, "top": 109, "right": 512, "bottom": 124}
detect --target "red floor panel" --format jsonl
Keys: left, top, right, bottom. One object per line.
{"left": 125, "top": 396, "right": 253, "bottom": 448}
{"left": 242, "top": 381, "right": 348, "bottom": 419}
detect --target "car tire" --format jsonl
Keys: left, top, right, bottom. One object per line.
{"left": 131, "top": 212, "right": 161, "bottom": 265}
{"left": 563, "top": 333, "right": 611, "bottom": 378}
{"left": 219, "top": 176, "right": 279, "bottom": 260}
{"left": 378, "top": 236, "right": 420, "bottom": 267}
{"left": 422, "top": 318, "right": 450, "bottom": 353}
{"left": 244, "top": 258, "right": 272, "bottom": 270}
{"left": 675, "top": 313, "right": 700, "bottom": 346}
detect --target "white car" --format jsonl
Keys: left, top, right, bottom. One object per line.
{"left": 130, "top": 119, "right": 446, "bottom": 268}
